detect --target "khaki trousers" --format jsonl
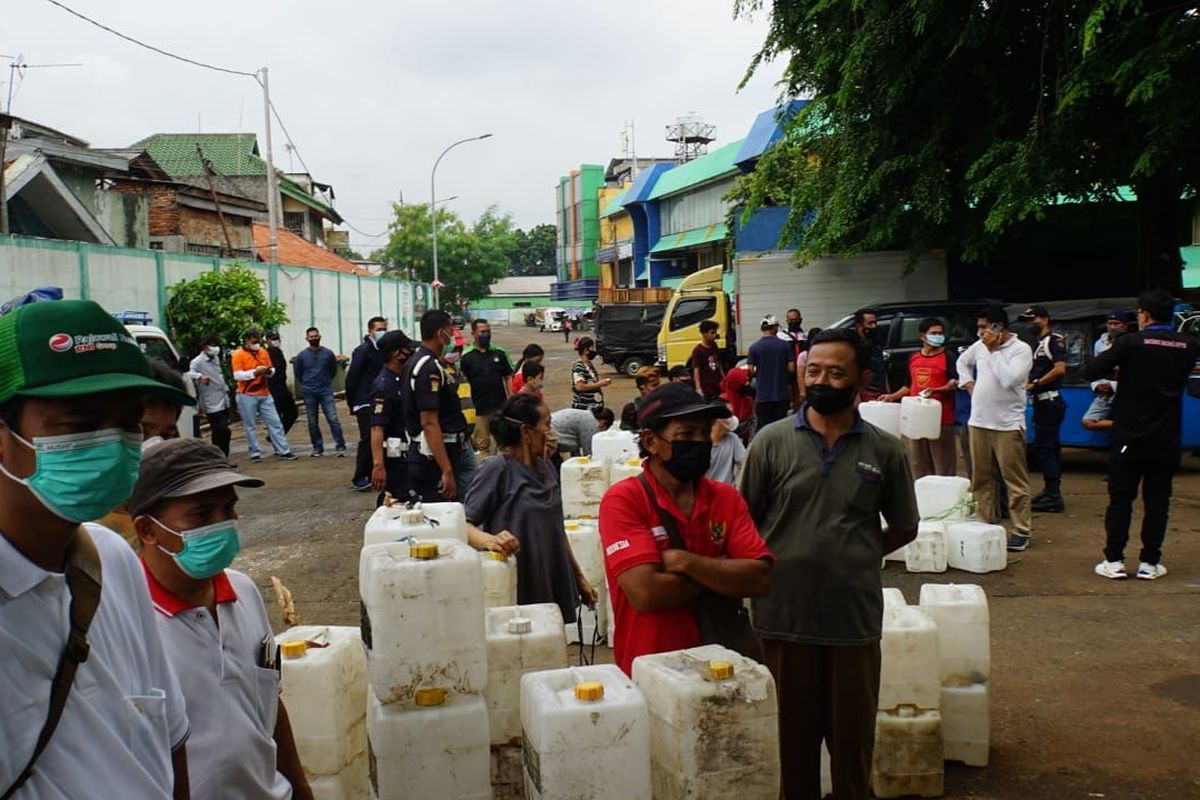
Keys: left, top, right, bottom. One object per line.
{"left": 472, "top": 410, "right": 495, "bottom": 457}
{"left": 968, "top": 425, "right": 1031, "bottom": 535}
{"left": 905, "top": 424, "right": 958, "bottom": 478}
{"left": 761, "top": 638, "right": 881, "bottom": 800}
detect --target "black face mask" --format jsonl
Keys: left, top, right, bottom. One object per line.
{"left": 308, "top": 338, "right": 321, "bottom": 348}
{"left": 661, "top": 438, "right": 712, "bottom": 482}
{"left": 788, "top": 321, "right": 803, "bottom": 332}
{"left": 807, "top": 384, "right": 857, "bottom": 415}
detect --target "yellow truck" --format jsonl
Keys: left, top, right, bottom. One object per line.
{"left": 655, "top": 265, "right": 737, "bottom": 371}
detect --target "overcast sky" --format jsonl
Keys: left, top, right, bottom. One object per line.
{"left": 4, "top": 0, "right": 786, "bottom": 250}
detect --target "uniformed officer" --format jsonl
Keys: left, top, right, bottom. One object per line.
{"left": 402, "top": 310, "right": 476, "bottom": 501}
{"left": 369, "top": 330, "right": 416, "bottom": 505}
{"left": 1020, "top": 304, "right": 1068, "bottom": 512}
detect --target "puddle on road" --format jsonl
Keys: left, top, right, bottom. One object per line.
{"left": 1152, "top": 674, "right": 1200, "bottom": 709}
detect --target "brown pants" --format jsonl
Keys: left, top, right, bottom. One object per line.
{"left": 472, "top": 410, "right": 495, "bottom": 457}
{"left": 762, "top": 638, "right": 881, "bottom": 800}
{"left": 905, "top": 424, "right": 958, "bottom": 478}
{"left": 968, "top": 425, "right": 1031, "bottom": 535}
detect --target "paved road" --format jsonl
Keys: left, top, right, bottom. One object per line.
{"left": 231, "top": 323, "right": 1200, "bottom": 798}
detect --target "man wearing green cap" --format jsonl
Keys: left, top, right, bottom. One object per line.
{"left": 0, "top": 299, "right": 192, "bottom": 798}
{"left": 131, "top": 438, "right": 312, "bottom": 800}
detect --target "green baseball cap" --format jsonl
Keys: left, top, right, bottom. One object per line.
{"left": 0, "top": 299, "right": 192, "bottom": 405}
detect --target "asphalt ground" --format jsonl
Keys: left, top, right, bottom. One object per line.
{"left": 232, "top": 323, "right": 1200, "bottom": 799}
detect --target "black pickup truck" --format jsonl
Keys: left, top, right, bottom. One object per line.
{"left": 594, "top": 302, "right": 667, "bottom": 377}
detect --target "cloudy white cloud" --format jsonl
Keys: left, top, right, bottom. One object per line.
{"left": 3, "top": 0, "right": 786, "bottom": 250}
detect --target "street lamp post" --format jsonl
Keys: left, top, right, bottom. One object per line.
{"left": 430, "top": 133, "right": 492, "bottom": 309}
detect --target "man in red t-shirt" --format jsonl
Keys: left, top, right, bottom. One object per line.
{"left": 690, "top": 320, "right": 725, "bottom": 400}
{"left": 599, "top": 383, "right": 773, "bottom": 675}
{"left": 880, "top": 317, "right": 958, "bottom": 477}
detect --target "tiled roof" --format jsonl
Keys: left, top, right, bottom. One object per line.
{"left": 252, "top": 223, "right": 369, "bottom": 275}
{"left": 132, "top": 133, "right": 267, "bottom": 178}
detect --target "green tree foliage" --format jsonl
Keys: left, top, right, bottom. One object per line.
{"left": 508, "top": 224, "right": 558, "bottom": 275}
{"left": 734, "top": 0, "right": 1200, "bottom": 290}
{"left": 165, "top": 264, "right": 289, "bottom": 359}
{"left": 373, "top": 202, "right": 517, "bottom": 306}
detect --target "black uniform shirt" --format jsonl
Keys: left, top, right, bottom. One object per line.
{"left": 402, "top": 345, "right": 468, "bottom": 438}
{"left": 369, "top": 366, "right": 408, "bottom": 442}
{"left": 1084, "top": 325, "right": 1199, "bottom": 445}
{"left": 1029, "top": 331, "right": 1068, "bottom": 390}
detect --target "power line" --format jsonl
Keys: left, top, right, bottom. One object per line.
{"left": 41, "top": 0, "right": 257, "bottom": 78}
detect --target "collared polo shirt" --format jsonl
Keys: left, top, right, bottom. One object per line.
{"left": 739, "top": 408, "right": 919, "bottom": 646}
{"left": 143, "top": 564, "right": 291, "bottom": 800}
{"left": 598, "top": 468, "right": 773, "bottom": 676}
{"left": 0, "top": 523, "right": 188, "bottom": 798}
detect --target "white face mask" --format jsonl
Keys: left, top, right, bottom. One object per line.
{"left": 722, "top": 415, "right": 739, "bottom": 433}
{"left": 248, "top": 343, "right": 261, "bottom": 352}
{"left": 206, "top": 346, "right": 221, "bottom": 357}
{"left": 141, "top": 436, "right": 165, "bottom": 454}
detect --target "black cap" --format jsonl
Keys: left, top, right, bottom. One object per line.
{"left": 1019, "top": 305, "right": 1051, "bottom": 320}
{"left": 637, "top": 382, "right": 731, "bottom": 430}
{"left": 1107, "top": 309, "right": 1137, "bottom": 324}
{"left": 128, "top": 438, "right": 263, "bottom": 517}
{"left": 377, "top": 330, "right": 414, "bottom": 355}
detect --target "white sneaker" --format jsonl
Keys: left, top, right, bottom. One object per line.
{"left": 1136, "top": 562, "right": 1167, "bottom": 580}
{"left": 1094, "top": 560, "right": 1127, "bottom": 580}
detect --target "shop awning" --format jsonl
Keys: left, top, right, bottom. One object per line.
{"left": 649, "top": 223, "right": 728, "bottom": 254}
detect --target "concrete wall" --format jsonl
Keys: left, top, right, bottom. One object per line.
{"left": 0, "top": 235, "right": 426, "bottom": 357}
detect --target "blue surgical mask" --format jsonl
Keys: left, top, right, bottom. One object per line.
{"left": 926, "top": 334, "right": 946, "bottom": 347}
{"left": 0, "top": 427, "right": 142, "bottom": 522}
{"left": 372, "top": 330, "right": 387, "bottom": 342}
{"left": 154, "top": 517, "right": 242, "bottom": 579}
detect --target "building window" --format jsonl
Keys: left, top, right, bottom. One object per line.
{"left": 185, "top": 243, "right": 221, "bottom": 257}
{"left": 513, "top": 301, "right": 532, "bottom": 307}
{"left": 149, "top": 241, "right": 164, "bottom": 251}
{"left": 283, "top": 211, "right": 305, "bottom": 234}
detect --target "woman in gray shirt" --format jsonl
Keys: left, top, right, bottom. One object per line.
{"left": 464, "top": 393, "right": 597, "bottom": 622}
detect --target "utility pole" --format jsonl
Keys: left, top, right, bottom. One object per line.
{"left": 196, "top": 144, "right": 234, "bottom": 256}
{"left": 259, "top": 67, "right": 279, "bottom": 264}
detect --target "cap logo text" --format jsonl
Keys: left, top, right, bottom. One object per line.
{"left": 48, "top": 333, "right": 73, "bottom": 352}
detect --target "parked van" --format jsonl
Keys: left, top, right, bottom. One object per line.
{"left": 655, "top": 266, "right": 736, "bottom": 370}
{"left": 594, "top": 302, "right": 667, "bottom": 376}
{"left": 124, "top": 322, "right": 197, "bottom": 438}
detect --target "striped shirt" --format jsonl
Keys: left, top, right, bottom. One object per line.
{"left": 571, "top": 359, "right": 602, "bottom": 410}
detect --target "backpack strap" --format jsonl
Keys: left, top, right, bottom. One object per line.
{"left": 1, "top": 527, "right": 103, "bottom": 800}
{"left": 636, "top": 473, "right": 686, "bottom": 551}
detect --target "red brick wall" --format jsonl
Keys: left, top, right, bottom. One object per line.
{"left": 179, "top": 207, "right": 253, "bottom": 251}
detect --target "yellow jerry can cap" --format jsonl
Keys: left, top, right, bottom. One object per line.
{"left": 577, "top": 456, "right": 590, "bottom": 463}
{"left": 565, "top": 521, "right": 580, "bottom": 530}
{"left": 577, "top": 514, "right": 594, "bottom": 520}
{"left": 707, "top": 661, "right": 735, "bottom": 681}
{"left": 575, "top": 681, "right": 605, "bottom": 701}
{"left": 280, "top": 640, "right": 307, "bottom": 659}
{"left": 414, "top": 688, "right": 447, "bottom": 707}
{"left": 487, "top": 550, "right": 509, "bottom": 561}
{"left": 410, "top": 542, "right": 439, "bottom": 560}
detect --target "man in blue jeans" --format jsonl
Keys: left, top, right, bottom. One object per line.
{"left": 294, "top": 326, "right": 347, "bottom": 457}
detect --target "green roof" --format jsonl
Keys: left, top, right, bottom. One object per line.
{"left": 650, "top": 223, "right": 728, "bottom": 254}
{"left": 600, "top": 190, "right": 629, "bottom": 218}
{"left": 647, "top": 139, "right": 745, "bottom": 201}
{"left": 133, "top": 133, "right": 341, "bottom": 222}
{"left": 132, "top": 133, "right": 267, "bottom": 177}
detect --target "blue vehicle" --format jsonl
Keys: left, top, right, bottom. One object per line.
{"left": 1005, "top": 298, "right": 1200, "bottom": 450}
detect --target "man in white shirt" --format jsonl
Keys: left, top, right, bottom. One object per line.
{"left": 956, "top": 305, "right": 1035, "bottom": 551}
{"left": 130, "top": 438, "right": 312, "bottom": 800}
{"left": 0, "top": 299, "right": 191, "bottom": 798}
